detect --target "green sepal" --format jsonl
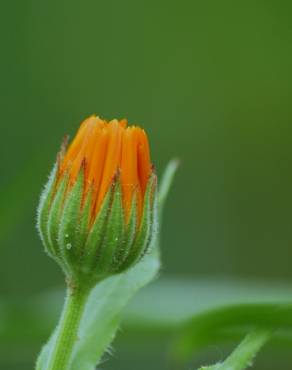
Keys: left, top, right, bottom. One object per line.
{"left": 58, "top": 170, "right": 84, "bottom": 277}
{"left": 97, "top": 181, "right": 125, "bottom": 275}
{"left": 119, "top": 174, "right": 157, "bottom": 271}
{"left": 37, "top": 162, "right": 58, "bottom": 256}
{"left": 46, "top": 172, "right": 69, "bottom": 260}
{"left": 146, "top": 175, "right": 159, "bottom": 253}
{"left": 74, "top": 187, "right": 93, "bottom": 262}
{"left": 113, "top": 192, "right": 138, "bottom": 272}
{"left": 80, "top": 188, "right": 113, "bottom": 277}
{"left": 149, "top": 182, "right": 159, "bottom": 249}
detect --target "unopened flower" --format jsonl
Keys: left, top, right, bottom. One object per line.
{"left": 37, "top": 116, "right": 157, "bottom": 285}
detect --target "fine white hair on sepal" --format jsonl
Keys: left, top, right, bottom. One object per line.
{"left": 36, "top": 161, "right": 58, "bottom": 251}
{"left": 36, "top": 161, "right": 58, "bottom": 226}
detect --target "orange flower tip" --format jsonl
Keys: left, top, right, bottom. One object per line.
{"left": 148, "top": 165, "right": 156, "bottom": 179}
{"left": 80, "top": 157, "right": 87, "bottom": 171}
{"left": 56, "top": 136, "right": 70, "bottom": 166}
{"left": 119, "top": 119, "right": 128, "bottom": 128}
{"left": 110, "top": 169, "right": 121, "bottom": 188}
{"left": 61, "top": 135, "right": 69, "bottom": 152}
{"left": 56, "top": 152, "right": 63, "bottom": 172}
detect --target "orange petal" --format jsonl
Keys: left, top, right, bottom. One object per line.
{"left": 121, "top": 127, "right": 142, "bottom": 220}
{"left": 68, "top": 121, "right": 96, "bottom": 184}
{"left": 88, "top": 128, "right": 109, "bottom": 214}
{"left": 137, "top": 128, "right": 152, "bottom": 195}
{"left": 95, "top": 120, "right": 123, "bottom": 213}
{"left": 119, "top": 119, "right": 128, "bottom": 128}
{"left": 60, "top": 116, "right": 97, "bottom": 174}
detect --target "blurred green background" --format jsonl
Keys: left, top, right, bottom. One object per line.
{"left": 1, "top": 0, "right": 292, "bottom": 369}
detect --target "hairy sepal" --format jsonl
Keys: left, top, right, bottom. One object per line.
{"left": 119, "top": 174, "right": 157, "bottom": 271}
{"left": 58, "top": 171, "right": 85, "bottom": 278}
{"left": 37, "top": 162, "right": 58, "bottom": 257}
{"left": 96, "top": 181, "right": 125, "bottom": 276}
{"left": 80, "top": 188, "right": 113, "bottom": 279}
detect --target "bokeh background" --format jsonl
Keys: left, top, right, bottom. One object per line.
{"left": 1, "top": 0, "right": 292, "bottom": 369}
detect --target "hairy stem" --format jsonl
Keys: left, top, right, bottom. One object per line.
{"left": 200, "top": 329, "right": 271, "bottom": 370}
{"left": 46, "top": 283, "right": 90, "bottom": 370}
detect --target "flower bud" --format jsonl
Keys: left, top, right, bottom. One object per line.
{"left": 37, "top": 116, "right": 157, "bottom": 285}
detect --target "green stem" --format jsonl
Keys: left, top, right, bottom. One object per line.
{"left": 46, "top": 284, "right": 91, "bottom": 370}
{"left": 220, "top": 330, "right": 270, "bottom": 370}
{"left": 199, "top": 329, "right": 271, "bottom": 370}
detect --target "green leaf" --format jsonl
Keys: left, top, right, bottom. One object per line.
{"left": 123, "top": 277, "right": 292, "bottom": 330}
{"left": 172, "top": 303, "right": 292, "bottom": 360}
{"left": 198, "top": 330, "right": 271, "bottom": 370}
{"left": 122, "top": 277, "right": 292, "bottom": 362}
{"left": 158, "top": 159, "right": 180, "bottom": 213}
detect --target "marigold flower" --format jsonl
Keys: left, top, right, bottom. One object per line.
{"left": 37, "top": 115, "right": 157, "bottom": 285}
